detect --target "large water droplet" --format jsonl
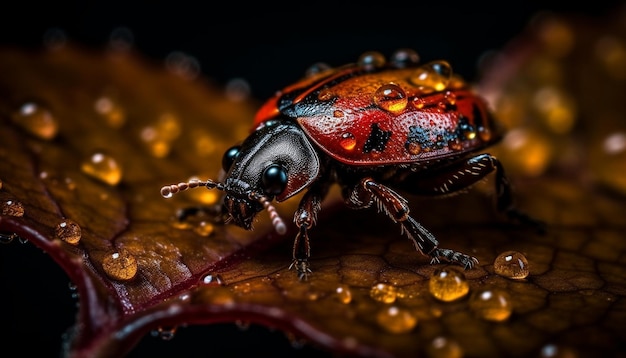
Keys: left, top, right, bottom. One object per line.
{"left": 340, "top": 132, "right": 357, "bottom": 151}
{"left": 428, "top": 267, "right": 469, "bottom": 302}
{"left": 2, "top": 199, "right": 24, "bottom": 217}
{"left": 81, "top": 152, "right": 123, "bottom": 186}
{"left": 409, "top": 61, "right": 452, "bottom": 92}
{"left": 469, "top": 288, "right": 513, "bottom": 322}
{"left": 494, "top": 250, "right": 529, "bottom": 279}
{"left": 12, "top": 102, "right": 58, "bottom": 140}
{"left": 376, "top": 306, "right": 418, "bottom": 334}
{"left": 55, "top": 219, "right": 81, "bottom": 245}
{"left": 102, "top": 249, "right": 138, "bottom": 281}
{"left": 369, "top": 283, "right": 398, "bottom": 303}
{"left": 373, "top": 83, "right": 408, "bottom": 113}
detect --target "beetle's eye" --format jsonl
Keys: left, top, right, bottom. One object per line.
{"left": 222, "top": 145, "right": 241, "bottom": 171}
{"left": 262, "top": 164, "right": 287, "bottom": 196}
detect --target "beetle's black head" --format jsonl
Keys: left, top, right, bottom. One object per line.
{"left": 160, "top": 119, "right": 321, "bottom": 235}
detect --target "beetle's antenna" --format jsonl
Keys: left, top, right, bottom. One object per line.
{"left": 250, "top": 192, "right": 287, "bottom": 235}
{"left": 160, "top": 178, "right": 224, "bottom": 198}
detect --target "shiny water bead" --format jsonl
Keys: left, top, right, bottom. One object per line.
{"left": 202, "top": 273, "right": 224, "bottom": 286}
{"left": 376, "top": 306, "right": 418, "bottom": 334}
{"left": 2, "top": 199, "right": 24, "bottom": 217}
{"left": 426, "top": 336, "right": 464, "bottom": 358}
{"left": 369, "top": 282, "right": 398, "bottom": 303}
{"left": 340, "top": 132, "right": 357, "bottom": 151}
{"left": 12, "top": 101, "right": 58, "bottom": 140}
{"left": 55, "top": 220, "right": 81, "bottom": 245}
{"left": 193, "top": 221, "right": 214, "bottom": 237}
{"left": 334, "top": 285, "right": 352, "bottom": 304}
{"left": 494, "top": 250, "right": 530, "bottom": 279}
{"left": 225, "top": 78, "right": 251, "bottom": 102}
{"left": 358, "top": 51, "right": 386, "bottom": 70}
{"left": 373, "top": 83, "right": 408, "bottom": 113}
{"left": 390, "top": 48, "right": 420, "bottom": 68}
{"left": 94, "top": 96, "right": 126, "bottom": 128}
{"left": 304, "top": 62, "right": 332, "bottom": 78}
{"left": 81, "top": 152, "right": 123, "bottom": 186}
{"left": 102, "top": 249, "right": 138, "bottom": 281}
{"left": 409, "top": 61, "right": 452, "bottom": 92}
{"left": 469, "top": 288, "right": 513, "bottom": 321}
{"left": 428, "top": 267, "right": 469, "bottom": 302}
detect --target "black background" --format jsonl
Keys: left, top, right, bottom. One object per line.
{"left": 1, "top": 2, "right": 623, "bottom": 357}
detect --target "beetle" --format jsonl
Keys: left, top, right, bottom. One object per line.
{"left": 160, "top": 49, "right": 542, "bottom": 280}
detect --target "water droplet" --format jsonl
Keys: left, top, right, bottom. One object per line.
{"left": 152, "top": 326, "right": 177, "bottom": 341}
{"left": 55, "top": 220, "right": 81, "bottom": 245}
{"left": 409, "top": 60, "right": 452, "bottom": 91}
{"left": 81, "top": 152, "right": 123, "bottom": 186}
{"left": 305, "top": 62, "right": 332, "bottom": 77}
{"left": 102, "top": 249, "right": 137, "bottom": 281}
{"left": 165, "top": 51, "right": 200, "bottom": 80}
{"left": 540, "top": 343, "right": 577, "bottom": 358}
{"left": 108, "top": 26, "right": 134, "bottom": 52}
{"left": 469, "top": 288, "right": 513, "bottom": 322}
{"left": 478, "top": 126, "right": 492, "bottom": 142}
{"left": 334, "top": 285, "right": 352, "bottom": 304}
{"left": 407, "top": 142, "right": 421, "bottom": 155}
{"left": 376, "top": 306, "right": 418, "bottom": 334}
{"left": 428, "top": 267, "right": 469, "bottom": 302}
{"left": 202, "top": 273, "right": 224, "bottom": 286}
{"left": 369, "top": 283, "right": 398, "bottom": 303}
{"left": 2, "top": 199, "right": 24, "bottom": 217}
{"left": 373, "top": 83, "right": 408, "bottom": 113}
{"left": 340, "top": 132, "right": 357, "bottom": 151}
{"left": 448, "top": 138, "right": 463, "bottom": 151}
{"left": 140, "top": 113, "right": 182, "bottom": 158}
{"left": 427, "top": 336, "right": 464, "bottom": 358}
{"left": 11, "top": 102, "right": 58, "bottom": 140}
{"left": 193, "top": 221, "right": 214, "bottom": 237}
{"left": 94, "top": 96, "right": 126, "bottom": 128}
{"left": 225, "top": 78, "right": 251, "bottom": 102}
{"left": 358, "top": 51, "right": 386, "bottom": 70}
{"left": 494, "top": 250, "right": 529, "bottom": 279}
{"left": 390, "top": 48, "right": 420, "bottom": 68}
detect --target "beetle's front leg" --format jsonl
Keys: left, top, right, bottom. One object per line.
{"left": 290, "top": 186, "right": 324, "bottom": 280}
{"left": 345, "top": 178, "right": 478, "bottom": 269}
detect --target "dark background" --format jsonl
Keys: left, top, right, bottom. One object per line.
{"left": 1, "top": 2, "right": 623, "bottom": 357}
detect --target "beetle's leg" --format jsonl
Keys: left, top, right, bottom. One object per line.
{"left": 401, "top": 153, "right": 545, "bottom": 231}
{"left": 345, "top": 178, "right": 478, "bottom": 269}
{"left": 290, "top": 185, "right": 325, "bottom": 280}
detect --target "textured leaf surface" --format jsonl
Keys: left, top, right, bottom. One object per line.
{"left": 1, "top": 10, "right": 626, "bottom": 358}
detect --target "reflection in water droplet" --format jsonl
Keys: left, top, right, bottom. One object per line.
{"left": 55, "top": 219, "right": 81, "bottom": 245}
{"left": 409, "top": 61, "right": 452, "bottom": 91}
{"left": 427, "top": 336, "right": 464, "bottom": 358}
{"left": 469, "top": 288, "right": 512, "bottom": 321}
{"left": 428, "top": 267, "right": 469, "bottom": 302}
{"left": 373, "top": 83, "right": 408, "bottom": 113}
{"left": 12, "top": 102, "right": 58, "bottom": 140}
{"left": 369, "top": 283, "right": 398, "bottom": 303}
{"left": 494, "top": 250, "right": 529, "bottom": 279}
{"left": 358, "top": 51, "right": 386, "bottom": 70}
{"left": 376, "top": 306, "right": 418, "bottom": 334}
{"left": 94, "top": 96, "right": 126, "bottom": 128}
{"left": 81, "top": 152, "right": 123, "bottom": 186}
{"left": 102, "top": 249, "right": 138, "bottom": 281}
{"left": 334, "top": 285, "right": 352, "bottom": 304}
{"left": 2, "top": 199, "right": 24, "bottom": 217}
{"left": 340, "top": 132, "right": 357, "bottom": 151}
{"left": 152, "top": 326, "right": 177, "bottom": 341}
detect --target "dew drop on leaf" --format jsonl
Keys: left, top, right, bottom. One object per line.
{"left": 376, "top": 306, "right": 417, "bottom": 334}
{"left": 469, "top": 288, "right": 513, "bottom": 322}
{"left": 102, "top": 249, "right": 138, "bottom": 281}
{"left": 81, "top": 152, "right": 123, "bottom": 186}
{"left": 55, "top": 219, "right": 81, "bottom": 245}
{"left": 428, "top": 267, "right": 469, "bottom": 302}
{"left": 369, "top": 283, "right": 398, "bottom": 303}
{"left": 2, "top": 199, "right": 24, "bottom": 217}
{"left": 11, "top": 101, "right": 59, "bottom": 140}
{"left": 493, "top": 250, "right": 529, "bottom": 279}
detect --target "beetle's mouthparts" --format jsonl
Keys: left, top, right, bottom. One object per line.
{"left": 160, "top": 179, "right": 287, "bottom": 235}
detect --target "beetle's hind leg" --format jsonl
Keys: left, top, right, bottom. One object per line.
{"left": 345, "top": 177, "right": 479, "bottom": 269}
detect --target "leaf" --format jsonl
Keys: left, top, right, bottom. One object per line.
{"left": 1, "top": 10, "right": 626, "bottom": 358}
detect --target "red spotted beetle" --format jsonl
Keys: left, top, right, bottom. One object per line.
{"left": 161, "top": 49, "right": 542, "bottom": 279}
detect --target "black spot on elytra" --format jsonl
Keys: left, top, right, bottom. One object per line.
{"left": 363, "top": 123, "right": 391, "bottom": 153}
{"left": 406, "top": 125, "right": 430, "bottom": 150}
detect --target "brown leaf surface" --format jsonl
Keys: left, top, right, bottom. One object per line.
{"left": 1, "top": 11, "right": 626, "bottom": 358}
